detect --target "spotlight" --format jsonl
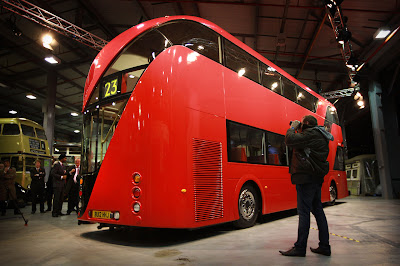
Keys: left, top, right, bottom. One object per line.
{"left": 336, "top": 28, "right": 352, "bottom": 44}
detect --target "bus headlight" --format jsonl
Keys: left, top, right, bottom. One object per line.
{"left": 78, "top": 201, "right": 82, "bottom": 208}
{"left": 133, "top": 202, "right": 141, "bottom": 213}
{"left": 114, "top": 211, "right": 120, "bottom": 220}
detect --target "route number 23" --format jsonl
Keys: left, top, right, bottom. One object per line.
{"left": 104, "top": 78, "right": 118, "bottom": 98}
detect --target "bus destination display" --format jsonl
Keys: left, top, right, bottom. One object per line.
{"left": 101, "top": 74, "right": 121, "bottom": 99}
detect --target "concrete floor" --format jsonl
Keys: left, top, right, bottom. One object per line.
{"left": 1, "top": 196, "right": 399, "bottom": 265}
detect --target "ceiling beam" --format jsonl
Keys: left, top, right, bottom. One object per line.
{"left": 295, "top": 12, "right": 327, "bottom": 79}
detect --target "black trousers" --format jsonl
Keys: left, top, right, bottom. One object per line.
{"left": 294, "top": 183, "right": 330, "bottom": 252}
{"left": 46, "top": 180, "right": 53, "bottom": 211}
{"left": 31, "top": 183, "right": 45, "bottom": 212}
{"left": 52, "top": 186, "right": 64, "bottom": 215}
{"left": 67, "top": 182, "right": 79, "bottom": 213}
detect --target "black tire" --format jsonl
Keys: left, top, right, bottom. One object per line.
{"left": 328, "top": 182, "right": 337, "bottom": 206}
{"left": 233, "top": 184, "right": 259, "bottom": 229}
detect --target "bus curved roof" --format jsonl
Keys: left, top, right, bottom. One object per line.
{"left": 0, "top": 117, "right": 43, "bottom": 128}
{"left": 83, "top": 16, "right": 330, "bottom": 111}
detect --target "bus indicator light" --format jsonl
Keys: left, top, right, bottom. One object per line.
{"left": 181, "top": 189, "right": 187, "bottom": 193}
{"left": 133, "top": 173, "right": 141, "bottom": 184}
{"left": 132, "top": 187, "right": 141, "bottom": 198}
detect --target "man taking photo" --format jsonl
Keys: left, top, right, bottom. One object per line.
{"left": 279, "top": 115, "right": 334, "bottom": 257}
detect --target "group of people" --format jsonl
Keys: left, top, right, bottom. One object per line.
{"left": 49, "top": 154, "right": 81, "bottom": 217}
{"left": 0, "top": 153, "right": 80, "bottom": 218}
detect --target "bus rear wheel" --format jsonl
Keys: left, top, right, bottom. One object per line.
{"left": 328, "top": 182, "right": 337, "bottom": 206}
{"left": 233, "top": 184, "right": 259, "bottom": 229}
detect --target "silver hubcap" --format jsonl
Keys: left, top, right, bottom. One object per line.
{"left": 239, "top": 189, "right": 255, "bottom": 221}
{"left": 329, "top": 186, "right": 337, "bottom": 202}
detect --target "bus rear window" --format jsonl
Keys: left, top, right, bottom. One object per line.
{"left": 36, "top": 128, "right": 47, "bottom": 139}
{"left": 21, "top": 125, "right": 36, "bottom": 137}
{"left": 2, "top": 124, "right": 20, "bottom": 135}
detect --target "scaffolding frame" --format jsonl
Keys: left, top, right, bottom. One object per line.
{"left": 2, "top": 0, "right": 108, "bottom": 51}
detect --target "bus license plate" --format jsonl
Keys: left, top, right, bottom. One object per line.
{"left": 92, "top": 210, "right": 112, "bottom": 219}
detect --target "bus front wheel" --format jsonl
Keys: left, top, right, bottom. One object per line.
{"left": 233, "top": 184, "right": 259, "bottom": 229}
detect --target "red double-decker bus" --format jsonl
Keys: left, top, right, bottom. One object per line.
{"left": 78, "top": 16, "right": 348, "bottom": 229}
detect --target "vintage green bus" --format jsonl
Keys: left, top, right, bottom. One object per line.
{"left": 0, "top": 118, "right": 51, "bottom": 190}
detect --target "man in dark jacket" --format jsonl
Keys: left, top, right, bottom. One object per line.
{"left": 279, "top": 115, "right": 334, "bottom": 257}
{"left": 51, "top": 154, "right": 68, "bottom": 217}
{"left": 30, "top": 159, "right": 46, "bottom": 214}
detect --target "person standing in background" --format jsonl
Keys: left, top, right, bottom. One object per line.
{"left": 66, "top": 158, "right": 80, "bottom": 215}
{"left": 0, "top": 158, "right": 19, "bottom": 215}
{"left": 51, "top": 154, "right": 67, "bottom": 217}
{"left": 30, "top": 159, "right": 46, "bottom": 214}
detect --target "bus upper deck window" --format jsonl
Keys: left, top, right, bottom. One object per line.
{"left": 21, "top": 125, "right": 36, "bottom": 137}
{"left": 224, "top": 39, "right": 259, "bottom": 83}
{"left": 262, "top": 64, "right": 282, "bottom": 95}
{"left": 2, "top": 124, "right": 20, "bottom": 135}
{"left": 157, "top": 21, "right": 220, "bottom": 63}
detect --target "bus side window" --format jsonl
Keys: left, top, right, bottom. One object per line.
{"left": 227, "top": 121, "right": 265, "bottom": 164}
{"left": 297, "top": 87, "right": 318, "bottom": 112}
{"left": 261, "top": 64, "right": 282, "bottom": 95}
{"left": 266, "top": 132, "right": 287, "bottom": 166}
{"left": 282, "top": 77, "right": 298, "bottom": 103}
{"left": 0, "top": 124, "right": 3, "bottom": 135}
{"left": 224, "top": 39, "right": 260, "bottom": 84}
{"left": 325, "top": 106, "right": 339, "bottom": 125}
{"left": 2, "top": 124, "right": 20, "bottom": 135}
{"left": 21, "top": 125, "right": 36, "bottom": 137}
{"left": 333, "top": 146, "right": 345, "bottom": 171}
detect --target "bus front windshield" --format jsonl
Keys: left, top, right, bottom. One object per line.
{"left": 81, "top": 99, "right": 128, "bottom": 175}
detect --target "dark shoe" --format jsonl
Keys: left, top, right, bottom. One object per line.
{"left": 279, "top": 247, "right": 306, "bottom": 257}
{"left": 310, "top": 247, "right": 331, "bottom": 256}
{"left": 40, "top": 210, "right": 46, "bottom": 213}
{"left": 46, "top": 208, "right": 51, "bottom": 212}
{"left": 66, "top": 211, "right": 72, "bottom": 215}
{"left": 59, "top": 212, "right": 66, "bottom": 216}
{"left": 52, "top": 213, "right": 58, "bottom": 217}
{"left": 31, "top": 211, "right": 35, "bottom": 214}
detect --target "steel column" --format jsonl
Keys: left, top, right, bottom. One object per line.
{"left": 368, "top": 81, "right": 393, "bottom": 199}
{"left": 43, "top": 70, "right": 57, "bottom": 182}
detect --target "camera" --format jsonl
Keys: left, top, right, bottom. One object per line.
{"left": 289, "top": 121, "right": 303, "bottom": 129}
{"left": 289, "top": 121, "right": 302, "bottom": 127}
